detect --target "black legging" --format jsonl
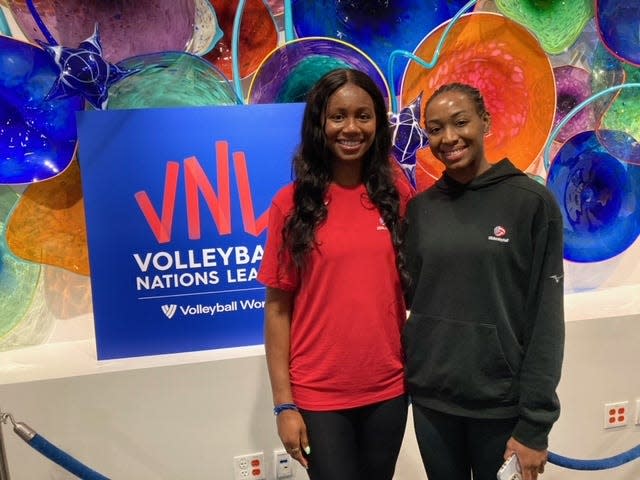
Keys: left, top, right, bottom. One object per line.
{"left": 300, "top": 395, "right": 408, "bottom": 480}
{"left": 412, "top": 403, "right": 518, "bottom": 480}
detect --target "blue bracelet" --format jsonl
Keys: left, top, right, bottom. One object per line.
{"left": 273, "top": 403, "right": 298, "bottom": 416}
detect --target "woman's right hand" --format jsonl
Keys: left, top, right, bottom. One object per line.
{"left": 276, "top": 410, "right": 310, "bottom": 469}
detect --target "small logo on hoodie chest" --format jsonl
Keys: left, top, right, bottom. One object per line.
{"left": 488, "top": 225, "right": 510, "bottom": 243}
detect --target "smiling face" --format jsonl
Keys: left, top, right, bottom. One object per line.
{"left": 323, "top": 82, "right": 377, "bottom": 182}
{"left": 425, "top": 89, "right": 491, "bottom": 184}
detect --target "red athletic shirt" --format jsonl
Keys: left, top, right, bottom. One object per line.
{"left": 258, "top": 178, "right": 413, "bottom": 410}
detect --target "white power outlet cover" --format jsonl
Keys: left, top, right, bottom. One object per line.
{"left": 233, "top": 452, "right": 265, "bottom": 480}
{"left": 604, "top": 401, "right": 629, "bottom": 429}
{"left": 274, "top": 449, "right": 294, "bottom": 479}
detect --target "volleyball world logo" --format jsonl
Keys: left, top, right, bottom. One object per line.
{"left": 161, "top": 304, "right": 177, "bottom": 319}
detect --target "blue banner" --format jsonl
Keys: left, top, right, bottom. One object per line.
{"left": 77, "top": 103, "right": 304, "bottom": 359}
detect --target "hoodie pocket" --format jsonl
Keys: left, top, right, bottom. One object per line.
{"left": 403, "top": 313, "right": 515, "bottom": 404}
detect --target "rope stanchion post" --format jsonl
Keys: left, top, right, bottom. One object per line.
{"left": 1, "top": 410, "right": 110, "bottom": 480}
{"left": 0, "top": 413, "right": 10, "bottom": 480}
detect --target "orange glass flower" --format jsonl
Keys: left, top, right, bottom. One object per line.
{"left": 400, "top": 13, "right": 556, "bottom": 190}
{"left": 204, "top": 0, "right": 278, "bottom": 81}
{"left": 6, "top": 158, "right": 90, "bottom": 275}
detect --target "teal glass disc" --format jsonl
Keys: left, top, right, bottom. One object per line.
{"left": 0, "top": 187, "right": 41, "bottom": 338}
{"left": 107, "top": 52, "right": 240, "bottom": 109}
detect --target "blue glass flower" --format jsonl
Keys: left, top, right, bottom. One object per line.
{"left": 290, "top": 0, "right": 469, "bottom": 94}
{"left": 547, "top": 130, "right": 640, "bottom": 262}
{"left": 38, "top": 24, "right": 139, "bottom": 110}
{"left": 596, "top": 0, "right": 640, "bottom": 67}
{"left": 0, "top": 36, "right": 84, "bottom": 185}
{"left": 389, "top": 93, "right": 428, "bottom": 188}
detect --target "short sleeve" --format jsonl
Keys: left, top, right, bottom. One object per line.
{"left": 257, "top": 194, "right": 298, "bottom": 291}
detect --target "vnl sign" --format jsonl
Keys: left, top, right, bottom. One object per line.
{"left": 77, "top": 103, "right": 303, "bottom": 359}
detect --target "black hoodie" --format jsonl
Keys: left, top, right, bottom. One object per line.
{"left": 403, "top": 158, "right": 565, "bottom": 450}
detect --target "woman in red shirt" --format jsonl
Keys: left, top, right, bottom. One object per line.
{"left": 258, "top": 68, "right": 412, "bottom": 480}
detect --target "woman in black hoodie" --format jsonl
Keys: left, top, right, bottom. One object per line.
{"left": 402, "top": 83, "right": 565, "bottom": 480}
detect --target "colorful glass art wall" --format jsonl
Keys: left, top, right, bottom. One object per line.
{"left": 1, "top": 0, "right": 639, "bottom": 353}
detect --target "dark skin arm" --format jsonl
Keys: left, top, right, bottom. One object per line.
{"left": 264, "top": 287, "right": 309, "bottom": 469}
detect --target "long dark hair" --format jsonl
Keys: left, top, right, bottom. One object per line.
{"left": 283, "top": 68, "right": 406, "bottom": 283}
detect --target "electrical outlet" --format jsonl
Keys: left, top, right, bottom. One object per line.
{"left": 273, "top": 449, "right": 294, "bottom": 479}
{"left": 604, "top": 401, "right": 629, "bottom": 429}
{"left": 233, "top": 452, "right": 265, "bottom": 480}
{"left": 635, "top": 399, "right": 640, "bottom": 425}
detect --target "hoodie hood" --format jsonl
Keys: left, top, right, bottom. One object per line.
{"left": 436, "top": 158, "right": 525, "bottom": 193}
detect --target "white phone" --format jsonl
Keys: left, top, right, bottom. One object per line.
{"left": 497, "top": 454, "right": 522, "bottom": 480}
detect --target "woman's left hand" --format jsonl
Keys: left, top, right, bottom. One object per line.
{"left": 504, "top": 437, "right": 547, "bottom": 480}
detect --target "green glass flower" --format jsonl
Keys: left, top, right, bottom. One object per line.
{"left": 0, "top": 188, "right": 42, "bottom": 347}
{"left": 600, "top": 64, "right": 640, "bottom": 162}
{"left": 495, "top": 0, "right": 594, "bottom": 54}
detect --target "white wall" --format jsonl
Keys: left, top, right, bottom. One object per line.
{"left": 546, "top": 314, "right": 640, "bottom": 480}
{"left": 1, "top": 311, "right": 640, "bottom": 480}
